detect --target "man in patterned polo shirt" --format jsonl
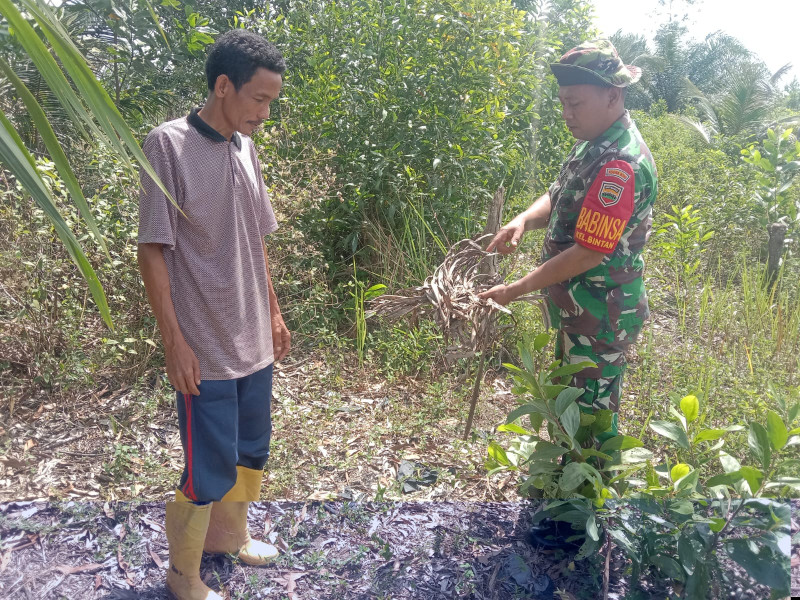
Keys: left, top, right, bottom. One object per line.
{"left": 138, "top": 30, "right": 290, "bottom": 600}
{"left": 481, "top": 39, "right": 657, "bottom": 442}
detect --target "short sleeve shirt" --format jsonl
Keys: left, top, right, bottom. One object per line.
{"left": 542, "top": 111, "right": 658, "bottom": 338}
{"left": 138, "top": 108, "right": 278, "bottom": 380}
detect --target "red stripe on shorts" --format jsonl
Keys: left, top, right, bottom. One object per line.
{"left": 181, "top": 393, "right": 197, "bottom": 501}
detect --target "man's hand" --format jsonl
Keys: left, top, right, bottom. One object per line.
{"left": 478, "top": 284, "right": 518, "bottom": 306}
{"left": 271, "top": 313, "right": 291, "bottom": 363}
{"left": 165, "top": 338, "right": 201, "bottom": 396}
{"left": 486, "top": 221, "right": 526, "bottom": 255}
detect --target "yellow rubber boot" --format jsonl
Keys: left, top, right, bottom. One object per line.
{"left": 203, "top": 466, "right": 278, "bottom": 565}
{"left": 165, "top": 497, "right": 223, "bottom": 600}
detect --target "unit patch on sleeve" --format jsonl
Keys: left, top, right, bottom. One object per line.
{"left": 604, "top": 166, "right": 631, "bottom": 182}
{"left": 598, "top": 181, "right": 624, "bottom": 207}
{"left": 574, "top": 160, "right": 635, "bottom": 254}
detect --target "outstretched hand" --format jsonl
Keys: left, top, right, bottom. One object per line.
{"left": 478, "top": 284, "right": 517, "bottom": 306}
{"left": 485, "top": 222, "right": 525, "bottom": 255}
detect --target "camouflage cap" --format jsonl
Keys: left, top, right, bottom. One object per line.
{"left": 550, "top": 39, "right": 642, "bottom": 88}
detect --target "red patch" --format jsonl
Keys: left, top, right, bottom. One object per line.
{"left": 574, "top": 160, "right": 635, "bottom": 254}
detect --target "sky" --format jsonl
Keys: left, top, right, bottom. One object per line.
{"left": 591, "top": 0, "right": 800, "bottom": 83}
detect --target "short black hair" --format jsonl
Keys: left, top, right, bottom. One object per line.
{"left": 205, "top": 30, "right": 286, "bottom": 91}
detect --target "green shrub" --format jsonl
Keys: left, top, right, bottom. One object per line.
{"left": 488, "top": 333, "right": 797, "bottom": 597}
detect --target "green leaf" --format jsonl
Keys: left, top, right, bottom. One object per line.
{"left": 650, "top": 420, "right": 690, "bottom": 449}
{"left": 555, "top": 387, "right": 583, "bottom": 417}
{"left": 0, "top": 0, "right": 91, "bottom": 139}
{"left": 719, "top": 451, "right": 741, "bottom": 473}
{"left": 560, "top": 403, "right": 580, "bottom": 439}
{"left": 607, "top": 527, "right": 638, "bottom": 560}
{"left": 506, "top": 402, "right": 547, "bottom": 424}
{"left": 668, "top": 500, "right": 694, "bottom": 515}
{"left": 503, "top": 363, "right": 538, "bottom": 390}
{"left": 607, "top": 447, "right": 654, "bottom": 468}
{"left": 496, "top": 423, "right": 531, "bottom": 435}
{"left": 0, "top": 56, "right": 108, "bottom": 258}
{"left": 364, "top": 284, "right": 387, "bottom": 300}
{"left": 580, "top": 447, "right": 613, "bottom": 462}
{"left": 678, "top": 533, "right": 698, "bottom": 575}
{"left": 599, "top": 435, "right": 644, "bottom": 454}
{"left": 15, "top": 0, "right": 177, "bottom": 207}
{"left": 651, "top": 554, "right": 685, "bottom": 582}
{"left": 142, "top": 0, "right": 170, "bottom": 49}
{"left": 680, "top": 395, "right": 700, "bottom": 422}
{"left": 542, "top": 384, "right": 568, "bottom": 398}
{"left": 591, "top": 409, "right": 614, "bottom": 434}
{"left": 705, "top": 472, "right": 743, "bottom": 488}
{"left": 788, "top": 402, "right": 800, "bottom": 424}
{"left": 0, "top": 109, "right": 112, "bottom": 329}
{"left": 775, "top": 459, "right": 800, "bottom": 472}
{"left": 738, "top": 466, "right": 764, "bottom": 494}
{"left": 748, "top": 422, "right": 772, "bottom": 470}
{"left": 668, "top": 406, "right": 687, "bottom": 431}
{"left": 725, "top": 539, "right": 790, "bottom": 591}
{"left": 765, "top": 411, "right": 789, "bottom": 450}
{"left": 530, "top": 441, "right": 570, "bottom": 461}
{"left": 487, "top": 442, "right": 510, "bottom": 467}
{"left": 518, "top": 340, "right": 535, "bottom": 374}
{"left": 764, "top": 477, "right": 800, "bottom": 492}
{"left": 560, "top": 462, "right": 596, "bottom": 491}
{"left": 533, "top": 332, "right": 550, "bottom": 352}
{"left": 671, "top": 463, "right": 691, "bottom": 482}
{"left": 709, "top": 518, "right": 726, "bottom": 533}
{"left": 528, "top": 413, "right": 544, "bottom": 433}
{"left": 585, "top": 514, "right": 600, "bottom": 541}
{"left": 693, "top": 429, "right": 729, "bottom": 443}
{"left": 607, "top": 464, "right": 645, "bottom": 485}
{"left": 548, "top": 360, "right": 595, "bottom": 381}
{"left": 675, "top": 469, "right": 699, "bottom": 493}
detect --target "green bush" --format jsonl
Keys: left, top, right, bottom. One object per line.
{"left": 256, "top": 0, "right": 547, "bottom": 280}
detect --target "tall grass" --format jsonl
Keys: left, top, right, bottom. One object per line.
{"left": 363, "top": 198, "right": 452, "bottom": 288}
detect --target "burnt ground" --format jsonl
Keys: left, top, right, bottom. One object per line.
{"left": 1, "top": 499, "right": 798, "bottom": 600}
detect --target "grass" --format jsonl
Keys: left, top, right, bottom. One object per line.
{"left": 621, "top": 252, "right": 800, "bottom": 475}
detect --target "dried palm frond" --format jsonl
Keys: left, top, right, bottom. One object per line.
{"left": 370, "top": 234, "right": 544, "bottom": 359}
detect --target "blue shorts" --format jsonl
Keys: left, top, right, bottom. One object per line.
{"left": 175, "top": 364, "right": 273, "bottom": 502}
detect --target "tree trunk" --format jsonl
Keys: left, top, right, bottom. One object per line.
{"left": 481, "top": 186, "right": 505, "bottom": 276}
{"left": 767, "top": 221, "right": 787, "bottom": 286}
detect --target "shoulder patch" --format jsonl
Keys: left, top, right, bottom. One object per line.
{"left": 573, "top": 160, "right": 635, "bottom": 254}
{"left": 598, "top": 181, "right": 624, "bottom": 207}
{"left": 604, "top": 166, "right": 630, "bottom": 182}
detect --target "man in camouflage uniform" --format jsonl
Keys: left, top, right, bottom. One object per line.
{"left": 480, "top": 39, "right": 657, "bottom": 440}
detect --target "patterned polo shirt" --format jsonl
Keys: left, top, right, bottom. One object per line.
{"left": 542, "top": 111, "right": 658, "bottom": 339}
{"left": 138, "top": 108, "right": 278, "bottom": 380}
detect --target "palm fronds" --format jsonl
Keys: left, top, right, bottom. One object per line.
{"left": 371, "top": 234, "right": 543, "bottom": 359}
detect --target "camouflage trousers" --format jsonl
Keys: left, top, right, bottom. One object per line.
{"left": 553, "top": 329, "right": 633, "bottom": 438}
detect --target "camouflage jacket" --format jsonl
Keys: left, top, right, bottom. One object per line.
{"left": 542, "top": 111, "right": 657, "bottom": 338}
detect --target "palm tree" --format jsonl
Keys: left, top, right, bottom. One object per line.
{"left": 0, "top": 0, "right": 176, "bottom": 328}
{"left": 615, "top": 23, "right": 754, "bottom": 114}
{"left": 680, "top": 63, "right": 799, "bottom": 143}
